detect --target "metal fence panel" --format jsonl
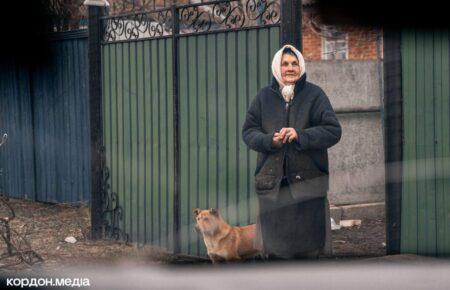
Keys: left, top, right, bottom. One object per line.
{"left": 102, "top": 38, "right": 174, "bottom": 248}
{"left": 0, "top": 31, "right": 90, "bottom": 203}
{"left": 101, "top": 27, "right": 279, "bottom": 255}
{"left": 0, "top": 61, "right": 35, "bottom": 199}
{"left": 401, "top": 29, "right": 450, "bottom": 256}
{"left": 33, "top": 35, "right": 91, "bottom": 203}
{"left": 178, "top": 27, "right": 280, "bottom": 256}
{"left": 99, "top": 0, "right": 283, "bottom": 254}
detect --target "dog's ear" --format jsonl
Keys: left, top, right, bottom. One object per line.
{"left": 209, "top": 208, "right": 218, "bottom": 216}
{"left": 193, "top": 208, "right": 201, "bottom": 216}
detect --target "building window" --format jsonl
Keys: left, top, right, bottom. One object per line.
{"left": 321, "top": 26, "right": 348, "bottom": 60}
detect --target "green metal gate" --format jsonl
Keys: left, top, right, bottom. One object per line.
{"left": 401, "top": 29, "right": 450, "bottom": 255}
{"left": 178, "top": 28, "right": 279, "bottom": 255}
{"left": 102, "top": 38, "right": 174, "bottom": 247}
{"left": 100, "top": 0, "right": 282, "bottom": 255}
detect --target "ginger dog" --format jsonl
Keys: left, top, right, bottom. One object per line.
{"left": 193, "top": 208, "right": 259, "bottom": 263}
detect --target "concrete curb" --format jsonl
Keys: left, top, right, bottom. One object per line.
{"left": 330, "top": 202, "right": 385, "bottom": 223}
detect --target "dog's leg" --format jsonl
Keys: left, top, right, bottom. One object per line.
{"left": 226, "top": 255, "right": 242, "bottom": 264}
{"left": 209, "top": 253, "right": 225, "bottom": 264}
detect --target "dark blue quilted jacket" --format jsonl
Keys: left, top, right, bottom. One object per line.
{"left": 242, "top": 73, "right": 342, "bottom": 202}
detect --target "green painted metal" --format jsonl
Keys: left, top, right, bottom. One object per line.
{"left": 178, "top": 27, "right": 280, "bottom": 256}
{"left": 401, "top": 29, "right": 450, "bottom": 256}
{"left": 102, "top": 27, "right": 280, "bottom": 255}
{"left": 102, "top": 38, "right": 174, "bottom": 248}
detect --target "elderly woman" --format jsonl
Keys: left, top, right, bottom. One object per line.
{"left": 242, "top": 44, "right": 342, "bottom": 259}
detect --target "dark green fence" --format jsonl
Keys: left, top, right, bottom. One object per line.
{"left": 100, "top": 0, "right": 282, "bottom": 255}
{"left": 101, "top": 29, "right": 280, "bottom": 255}
{"left": 178, "top": 28, "right": 280, "bottom": 255}
{"left": 401, "top": 29, "right": 450, "bottom": 255}
{"left": 102, "top": 38, "right": 174, "bottom": 247}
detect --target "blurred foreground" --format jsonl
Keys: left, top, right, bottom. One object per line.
{"left": 2, "top": 254, "right": 450, "bottom": 290}
{"left": 0, "top": 198, "right": 385, "bottom": 274}
{"left": 0, "top": 198, "right": 448, "bottom": 289}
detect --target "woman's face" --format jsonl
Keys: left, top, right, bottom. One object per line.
{"left": 281, "top": 53, "right": 301, "bottom": 85}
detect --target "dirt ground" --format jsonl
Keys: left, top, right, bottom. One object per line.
{"left": 0, "top": 198, "right": 385, "bottom": 274}
{"left": 331, "top": 217, "right": 386, "bottom": 258}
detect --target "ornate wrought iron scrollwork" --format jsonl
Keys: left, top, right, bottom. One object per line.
{"left": 101, "top": 0, "right": 280, "bottom": 42}
{"left": 214, "top": 2, "right": 246, "bottom": 28}
{"left": 102, "top": 9, "right": 173, "bottom": 43}
{"left": 178, "top": 0, "right": 280, "bottom": 34}
{"left": 100, "top": 147, "right": 129, "bottom": 242}
{"left": 179, "top": 6, "right": 213, "bottom": 33}
{"left": 179, "top": 1, "right": 246, "bottom": 33}
{"left": 245, "top": 0, "right": 280, "bottom": 25}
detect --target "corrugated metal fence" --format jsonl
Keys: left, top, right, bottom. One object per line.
{"left": 0, "top": 30, "right": 91, "bottom": 203}
{"left": 0, "top": 61, "right": 35, "bottom": 199}
{"left": 178, "top": 28, "right": 280, "bottom": 255}
{"left": 100, "top": 0, "right": 281, "bottom": 255}
{"left": 102, "top": 38, "right": 174, "bottom": 248}
{"left": 102, "top": 28, "right": 280, "bottom": 255}
{"left": 401, "top": 29, "right": 450, "bottom": 255}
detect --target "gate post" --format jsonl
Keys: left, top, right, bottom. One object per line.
{"left": 383, "top": 29, "right": 403, "bottom": 255}
{"left": 281, "top": 0, "right": 302, "bottom": 51}
{"left": 84, "top": 0, "right": 109, "bottom": 240}
{"left": 172, "top": 3, "right": 181, "bottom": 254}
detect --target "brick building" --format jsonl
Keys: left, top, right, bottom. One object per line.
{"left": 302, "top": 1, "right": 383, "bottom": 60}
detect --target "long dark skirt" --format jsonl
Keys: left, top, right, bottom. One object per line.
{"left": 256, "top": 183, "right": 329, "bottom": 259}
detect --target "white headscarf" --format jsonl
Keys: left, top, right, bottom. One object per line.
{"left": 271, "top": 44, "right": 306, "bottom": 103}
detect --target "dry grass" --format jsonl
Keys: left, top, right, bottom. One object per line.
{"left": 0, "top": 198, "right": 175, "bottom": 275}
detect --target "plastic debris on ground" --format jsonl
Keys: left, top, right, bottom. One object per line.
{"left": 331, "top": 218, "right": 341, "bottom": 230}
{"left": 340, "top": 219, "right": 362, "bottom": 228}
{"left": 64, "top": 236, "right": 77, "bottom": 244}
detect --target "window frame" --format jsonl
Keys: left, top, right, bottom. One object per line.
{"left": 321, "top": 25, "right": 349, "bottom": 60}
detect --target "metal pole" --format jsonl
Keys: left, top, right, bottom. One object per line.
{"left": 383, "top": 29, "right": 403, "bottom": 255}
{"left": 281, "top": 0, "right": 302, "bottom": 51}
{"left": 86, "top": 1, "right": 108, "bottom": 240}
{"left": 172, "top": 3, "right": 181, "bottom": 254}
